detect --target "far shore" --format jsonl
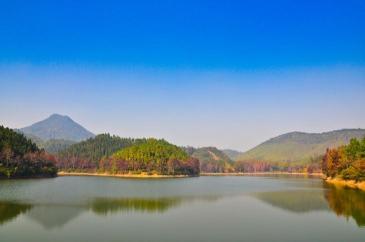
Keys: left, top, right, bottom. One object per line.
{"left": 57, "top": 171, "right": 190, "bottom": 179}
{"left": 201, "top": 172, "right": 324, "bottom": 177}
{"left": 325, "top": 177, "right": 365, "bottom": 191}
{"left": 58, "top": 171, "right": 324, "bottom": 179}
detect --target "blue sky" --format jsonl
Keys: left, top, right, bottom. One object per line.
{"left": 0, "top": 0, "right": 364, "bottom": 150}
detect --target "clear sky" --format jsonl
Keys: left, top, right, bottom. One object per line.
{"left": 0, "top": 0, "right": 364, "bottom": 150}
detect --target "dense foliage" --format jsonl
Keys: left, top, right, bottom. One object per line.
{"left": 322, "top": 137, "right": 365, "bottom": 181}
{"left": 102, "top": 139, "right": 199, "bottom": 176}
{"left": 0, "top": 126, "right": 57, "bottom": 178}
{"left": 185, "top": 147, "right": 234, "bottom": 173}
{"left": 57, "top": 134, "right": 142, "bottom": 170}
{"left": 56, "top": 136, "right": 199, "bottom": 176}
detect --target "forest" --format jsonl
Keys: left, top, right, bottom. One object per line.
{"left": 322, "top": 137, "right": 365, "bottom": 181}
{"left": 56, "top": 134, "right": 143, "bottom": 170}
{"left": 3, "top": 122, "right": 364, "bottom": 178}
{"left": 56, "top": 137, "right": 200, "bottom": 176}
{"left": 234, "top": 157, "right": 322, "bottom": 174}
{"left": 0, "top": 126, "right": 57, "bottom": 178}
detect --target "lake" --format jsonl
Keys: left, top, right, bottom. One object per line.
{"left": 0, "top": 175, "right": 364, "bottom": 242}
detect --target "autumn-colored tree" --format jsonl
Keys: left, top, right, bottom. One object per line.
{"left": 322, "top": 137, "right": 365, "bottom": 181}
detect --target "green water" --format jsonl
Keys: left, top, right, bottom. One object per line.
{"left": 0, "top": 176, "right": 364, "bottom": 242}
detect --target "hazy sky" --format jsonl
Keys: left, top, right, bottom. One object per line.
{"left": 1, "top": 0, "right": 365, "bottom": 150}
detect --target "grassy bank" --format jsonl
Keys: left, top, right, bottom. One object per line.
{"left": 325, "top": 177, "right": 365, "bottom": 191}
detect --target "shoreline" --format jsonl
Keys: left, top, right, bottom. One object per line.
{"left": 58, "top": 171, "right": 324, "bottom": 179}
{"left": 201, "top": 172, "right": 324, "bottom": 177}
{"left": 57, "top": 171, "right": 190, "bottom": 179}
{"left": 325, "top": 177, "right": 365, "bottom": 191}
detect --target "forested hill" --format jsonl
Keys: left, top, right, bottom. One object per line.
{"left": 57, "top": 134, "right": 143, "bottom": 169}
{"left": 237, "top": 129, "right": 365, "bottom": 163}
{"left": 0, "top": 125, "right": 57, "bottom": 178}
{"left": 108, "top": 139, "right": 199, "bottom": 176}
{"left": 184, "top": 147, "right": 234, "bottom": 173}
{"left": 20, "top": 114, "right": 95, "bottom": 141}
{"left": 57, "top": 137, "right": 200, "bottom": 176}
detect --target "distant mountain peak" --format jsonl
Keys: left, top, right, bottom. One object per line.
{"left": 49, "top": 113, "right": 68, "bottom": 118}
{"left": 20, "top": 114, "right": 95, "bottom": 142}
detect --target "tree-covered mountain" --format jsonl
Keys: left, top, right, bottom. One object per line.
{"left": 185, "top": 147, "right": 234, "bottom": 173}
{"left": 237, "top": 129, "right": 365, "bottom": 164}
{"left": 57, "top": 136, "right": 199, "bottom": 176}
{"left": 20, "top": 114, "right": 95, "bottom": 142}
{"left": 107, "top": 139, "right": 199, "bottom": 176}
{"left": 0, "top": 125, "right": 57, "bottom": 178}
{"left": 56, "top": 134, "right": 143, "bottom": 170}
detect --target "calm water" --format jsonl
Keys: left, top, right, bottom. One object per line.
{"left": 0, "top": 175, "right": 364, "bottom": 242}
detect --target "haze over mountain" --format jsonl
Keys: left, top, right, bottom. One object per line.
{"left": 221, "top": 149, "right": 243, "bottom": 161}
{"left": 184, "top": 147, "right": 234, "bottom": 173}
{"left": 237, "top": 129, "right": 365, "bottom": 163}
{"left": 20, "top": 114, "right": 95, "bottom": 142}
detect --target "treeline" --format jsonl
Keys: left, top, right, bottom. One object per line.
{"left": 234, "top": 156, "right": 322, "bottom": 174}
{"left": 57, "top": 137, "right": 200, "bottom": 176}
{"left": 0, "top": 126, "right": 57, "bottom": 178}
{"left": 322, "top": 137, "right": 365, "bottom": 181}
{"left": 57, "top": 134, "right": 143, "bottom": 170}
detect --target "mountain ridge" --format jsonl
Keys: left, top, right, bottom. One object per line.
{"left": 237, "top": 128, "right": 365, "bottom": 163}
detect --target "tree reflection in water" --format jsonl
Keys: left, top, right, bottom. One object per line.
{"left": 0, "top": 195, "right": 221, "bottom": 228}
{"left": 254, "top": 184, "right": 365, "bottom": 227}
{"left": 0, "top": 201, "right": 32, "bottom": 225}
{"left": 324, "top": 184, "right": 365, "bottom": 227}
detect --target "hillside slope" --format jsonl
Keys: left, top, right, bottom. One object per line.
{"left": 20, "top": 114, "right": 94, "bottom": 141}
{"left": 57, "top": 134, "right": 143, "bottom": 169}
{"left": 185, "top": 147, "right": 234, "bottom": 172}
{"left": 237, "top": 129, "right": 365, "bottom": 163}
{"left": 221, "top": 149, "right": 243, "bottom": 161}
{"left": 20, "top": 133, "right": 76, "bottom": 154}
{"left": 0, "top": 125, "right": 57, "bottom": 178}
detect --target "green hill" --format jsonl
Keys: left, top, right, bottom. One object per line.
{"left": 237, "top": 129, "right": 365, "bottom": 163}
{"left": 185, "top": 147, "right": 234, "bottom": 172}
{"left": 107, "top": 139, "right": 199, "bottom": 176}
{"left": 0, "top": 125, "right": 57, "bottom": 178}
{"left": 57, "top": 134, "right": 141, "bottom": 170}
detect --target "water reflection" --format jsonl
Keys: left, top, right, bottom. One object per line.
{"left": 254, "top": 190, "right": 329, "bottom": 213}
{"left": 0, "top": 195, "right": 221, "bottom": 228}
{"left": 324, "top": 185, "right": 365, "bottom": 227}
{"left": 91, "top": 197, "right": 182, "bottom": 215}
{"left": 255, "top": 185, "right": 365, "bottom": 227}
{"left": 0, "top": 201, "right": 32, "bottom": 225}
{"left": 90, "top": 195, "right": 220, "bottom": 215}
{"left": 26, "top": 205, "right": 85, "bottom": 229}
